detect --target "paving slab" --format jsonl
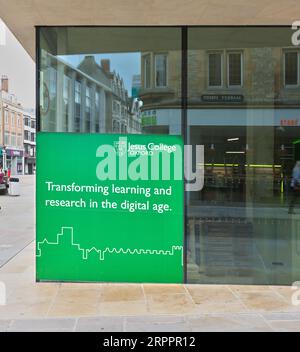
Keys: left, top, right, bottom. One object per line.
{"left": 7, "top": 318, "right": 76, "bottom": 332}
{"left": 0, "top": 176, "right": 35, "bottom": 267}
{"left": 75, "top": 316, "right": 124, "bottom": 332}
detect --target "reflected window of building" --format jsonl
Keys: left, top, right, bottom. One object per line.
{"left": 85, "top": 86, "right": 91, "bottom": 132}
{"left": 112, "top": 119, "right": 120, "bottom": 133}
{"left": 284, "top": 51, "right": 299, "bottom": 86}
{"left": 95, "top": 90, "right": 100, "bottom": 132}
{"left": 208, "top": 52, "right": 222, "bottom": 87}
{"left": 41, "top": 64, "right": 57, "bottom": 132}
{"left": 11, "top": 132, "right": 16, "bottom": 146}
{"left": 39, "top": 27, "right": 181, "bottom": 135}
{"left": 17, "top": 133, "right": 22, "bottom": 147}
{"left": 143, "top": 54, "right": 151, "bottom": 88}
{"left": 63, "top": 74, "right": 70, "bottom": 129}
{"left": 228, "top": 52, "right": 243, "bottom": 87}
{"left": 4, "top": 110, "right": 8, "bottom": 124}
{"left": 37, "top": 26, "right": 300, "bottom": 286}
{"left": 49, "top": 67, "right": 57, "bottom": 98}
{"left": 4, "top": 131, "right": 9, "bottom": 145}
{"left": 11, "top": 112, "right": 15, "bottom": 126}
{"left": 207, "top": 51, "right": 243, "bottom": 88}
{"left": 155, "top": 54, "right": 167, "bottom": 87}
{"left": 75, "top": 80, "right": 81, "bottom": 132}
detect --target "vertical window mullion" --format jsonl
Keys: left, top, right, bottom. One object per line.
{"left": 297, "top": 51, "right": 300, "bottom": 87}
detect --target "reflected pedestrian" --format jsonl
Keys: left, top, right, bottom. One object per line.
{"left": 289, "top": 161, "right": 300, "bottom": 214}
{"left": 0, "top": 166, "right": 4, "bottom": 184}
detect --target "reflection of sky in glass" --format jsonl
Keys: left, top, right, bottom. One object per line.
{"left": 59, "top": 53, "right": 141, "bottom": 97}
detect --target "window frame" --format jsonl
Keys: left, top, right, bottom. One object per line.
{"left": 4, "top": 110, "right": 8, "bottom": 124}
{"left": 11, "top": 112, "right": 15, "bottom": 126}
{"left": 4, "top": 131, "right": 10, "bottom": 145}
{"left": 75, "top": 79, "right": 82, "bottom": 103}
{"left": 154, "top": 53, "right": 168, "bottom": 88}
{"left": 10, "top": 132, "right": 16, "bottom": 146}
{"left": 227, "top": 51, "right": 243, "bottom": 88}
{"left": 17, "top": 114, "right": 21, "bottom": 128}
{"left": 143, "top": 54, "right": 151, "bottom": 89}
{"left": 207, "top": 50, "right": 243, "bottom": 88}
{"left": 207, "top": 51, "right": 224, "bottom": 88}
{"left": 283, "top": 49, "right": 300, "bottom": 88}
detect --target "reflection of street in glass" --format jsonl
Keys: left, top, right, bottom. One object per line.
{"left": 288, "top": 161, "right": 300, "bottom": 214}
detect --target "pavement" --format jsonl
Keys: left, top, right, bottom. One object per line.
{"left": 0, "top": 175, "right": 35, "bottom": 267}
{"left": 0, "top": 175, "right": 300, "bottom": 332}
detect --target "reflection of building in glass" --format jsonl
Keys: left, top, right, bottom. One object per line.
{"left": 0, "top": 76, "right": 24, "bottom": 175}
{"left": 138, "top": 33, "right": 300, "bottom": 285}
{"left": 139, "top": 43, "right": 300, "bottom": 204}
{"left": 109, "top": 67, "right": 129, "bottom": 133}
{"left": 41, "top": 53, "right": 141, "bottom": 134}
{"left": 140, "top": 51, "right": 181, "bottom": 134}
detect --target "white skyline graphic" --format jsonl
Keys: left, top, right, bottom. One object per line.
{"left": 36, "top": 227, "right": 183, "bottom": 265}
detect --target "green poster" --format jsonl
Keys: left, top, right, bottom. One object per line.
{"left": 36, "top": 133, "right": 184, "bottom": 283}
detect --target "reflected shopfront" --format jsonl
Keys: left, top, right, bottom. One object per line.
{"left": 38, "top": 26, "right": 300, "bottom": 285}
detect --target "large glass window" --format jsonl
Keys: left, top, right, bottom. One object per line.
{"left": 188, "top": 27, "right": 300, "bottom": 285}
{"left": 38, "top": 26, "right": 300, "bottom": 285}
